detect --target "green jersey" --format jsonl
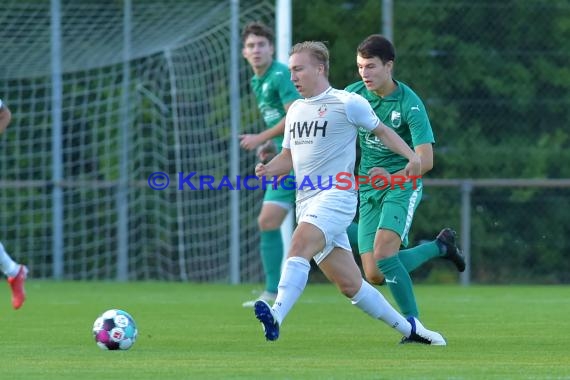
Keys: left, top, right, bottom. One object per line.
{"left": 345, "top": 80, "right": 435, "bottom": 192}
{"left": 251, "top": 60, "right": 301, "bottom": 148}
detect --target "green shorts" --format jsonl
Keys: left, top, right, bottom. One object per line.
{"left": 263, "top": 175, "right": 295, "bottom": 207}
{"left": 357, "top": 180, "right": 423, "bottom": 254}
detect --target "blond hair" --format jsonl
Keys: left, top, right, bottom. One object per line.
{"left": 290, "top": 41, "right": 329, "bottom": 76}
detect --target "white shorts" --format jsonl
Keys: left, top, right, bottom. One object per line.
{"left": 296, "top": 189, "right": 357, "bottom": 265}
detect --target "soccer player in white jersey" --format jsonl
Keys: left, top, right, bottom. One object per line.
{"left": 253, "top": 41, "right": 445, "bottom": 345}
{"left": 0, "top": 98, "right": 28, "bottom": 310}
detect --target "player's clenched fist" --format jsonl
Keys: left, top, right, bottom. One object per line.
{"left": 256, "top": 140, "right": 277, "bottom": 164}
{"left": 255, "top": 163, "right": 267, "bottom": 177}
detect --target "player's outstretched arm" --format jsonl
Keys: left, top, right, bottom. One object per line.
{"left": 255, "top": 147, "right": 293, "bottom": 178}
{"left": 372, "top": 124, "right": 421, "bottom": 176}
{"left": 371, "top": 142, "right": 433, "bottom": 179}
{"left": 239, "top": 101, "right": 295, "bottom": 150}
{"left": 347, "top": 93, "right": 421, "bottom": 176}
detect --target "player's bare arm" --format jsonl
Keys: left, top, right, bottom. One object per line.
{"left": 0, "top": 100, "right": 12, "bottom": 134}
{"left": 369, "top": 142, "right": 433, "bottom": 179}
{"left": 372, "top": 123, "right": 421, "bottom": 176}
{"left": 239, "top": 117, "right": 283, "bottom": 150}
{"left": 255, "top": 147, "right": 293, "bottom": 178}
{"left": 412, "top": 143, "right": 433, "bottom": 174}
{"left": 239, "top": 101, "right": 294, "bottom": 150}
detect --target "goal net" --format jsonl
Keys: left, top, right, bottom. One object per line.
{"left": 0, "top": 0, "right": 275, "bottom": 282}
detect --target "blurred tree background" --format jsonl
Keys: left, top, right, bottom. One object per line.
{"left": 1, "top": 0, "right": 568, "bottom": 284}
{"left": 293, "top": 0, "right": 570, "bottom": 283}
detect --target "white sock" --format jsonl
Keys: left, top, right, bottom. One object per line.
{"left": 272, "top": 256, "right": 311, "bottom": 325}
{"left": 0, "top": 242, "right": 19, "bottom": 277}
{"left": 351, "top": 280, "right": 412, "bottom": 337}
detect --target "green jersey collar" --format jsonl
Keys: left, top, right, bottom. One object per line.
{"left": 367, "top": 80, "right": 402, "bottom": 101}
{"left": 252, "top": 60, "right": 276, "bottom": 81}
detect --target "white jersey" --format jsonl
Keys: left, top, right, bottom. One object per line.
{"left": 283, "top": 87, "right": 380, "bottom": 202}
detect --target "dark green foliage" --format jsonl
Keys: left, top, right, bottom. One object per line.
{"left": 2, "top": 1, "right": 569, "bottom": 283}
{"left": 294, "top": 1, "right": 570, "bottom": 283}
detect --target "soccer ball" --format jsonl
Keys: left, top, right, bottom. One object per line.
{"left": 92, "top": 309, "right": 138, "bottom": 350}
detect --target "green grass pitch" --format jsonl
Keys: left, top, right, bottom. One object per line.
{"left": 1, "top": 281, "right": 568, "bottom": 379}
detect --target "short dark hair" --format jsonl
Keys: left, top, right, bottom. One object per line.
{"left": 357, "top": 34, "right": 395, "bottom": 64}
{"left": 241, "top": 21, "right": 274, "bottom": 45}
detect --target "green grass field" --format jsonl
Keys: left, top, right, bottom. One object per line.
{"left": 1, "top": 281, "right": 568, "bottom": 379}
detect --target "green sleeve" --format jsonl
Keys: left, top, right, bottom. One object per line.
{"left": 406, "top": 100, "right": 435, "bottom": 146}
{"left": 278, "top": 74, "right": 301, "bottom": 106}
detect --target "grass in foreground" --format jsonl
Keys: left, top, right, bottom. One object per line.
{"left": 0, "top": 282, "right": 568, "bottom": 379}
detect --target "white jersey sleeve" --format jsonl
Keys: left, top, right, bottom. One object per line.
{"left": 282, "top": 117, "right": 291, "bottom": 150}
{"left": 345, "top": 93, "right": 380, "bottom": 131}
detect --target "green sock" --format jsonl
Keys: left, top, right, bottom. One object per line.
{"left": 346, "top": 222, "right": 359, "bottom": 251}
{"left": 260, "top": 230, "right": 284, "bottom": 294}
{"left": 398, "top": 241, "right": 441, "bottom": 273}
{"left": 377, "top": 255, "right": 418, "bottom": 318}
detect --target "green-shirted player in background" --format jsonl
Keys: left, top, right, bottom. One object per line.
{"left": 345, "top": 35, "right": 465, "bottom": 331}
{"left": 240, "top": 22, "right": 299, "bottom": 307}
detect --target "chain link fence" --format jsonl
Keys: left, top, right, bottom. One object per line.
{"left": 1, "top": 0, "right": 568, "bottom": 284}
{"left": 294, "top": 0, "right": 570, "bottom": 284}
{"left": 388, "top": 1, "right": 570, "bottom": 283}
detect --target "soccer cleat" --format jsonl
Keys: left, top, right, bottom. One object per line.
{"left": 242, "top": 291, "right": 277, "bottom": 308}
{"left": 401, "top": 317, "right": 447, "bottom": 346}
{"left": 7, "top": 264, "right": 28, "bottom": 310}
{"left": 254, "top": 299, "right": 280, "bottom": 341}
{"left": 436, "top": 228, "right": 466, "bottom": 272}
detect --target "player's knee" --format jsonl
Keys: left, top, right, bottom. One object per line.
{"left": 258, "top": 214, "right": 282, "bottom": 230}
{"left": 364, "top": 270, "right": 385, "bottom": 286}
{"left": 373, "top": 241, "right": 399, "bottom": 260}
{"left": 288, "top": 239, "right": 312, "bottom": 258}
{"left": 363, "top": 262, "right": 385, "bottom": 284}
{"left": 336, "top": 279, "right": 361, "bottom": 298}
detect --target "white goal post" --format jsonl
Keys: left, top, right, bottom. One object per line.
{"left": 0, "top": 0, "right": 286, "bottom": 282}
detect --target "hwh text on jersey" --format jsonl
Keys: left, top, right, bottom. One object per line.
{"left": 289, "top": 120, "right": 328, "bottom": 138}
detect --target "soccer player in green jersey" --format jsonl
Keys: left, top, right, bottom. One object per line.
{"left": 345, "top": 35, "right": 465, "bottom": 323}
{"left": 239, "top": 22, "right": 301, "bottom": 307}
